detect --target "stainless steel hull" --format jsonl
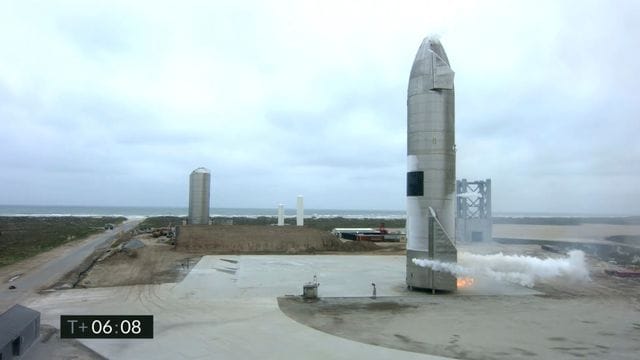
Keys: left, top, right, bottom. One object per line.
{"left": 406, "top": 37, "right": 457, "bottom": 291}
{"left": 406, "top": 249, "right": 457, "bottom": 291}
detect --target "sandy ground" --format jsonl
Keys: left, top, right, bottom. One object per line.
{"left": 77, "top": 234, "right": 200, "bottom": 288}
{"left": 279, "top": 294, "right": 640, "bottom": 359}
{"left": 46, "top": 222, "right": 640, "bottom": 291}
{"left": 6, "top": 222, "right": 636, "bottom": 292}
{"left": 3, "top": 223, "right": 635, "bottom": 287}
{"left": 5, "top": 223, "right": 640, "bottom": 359}
{"left": 176, "top": 224, "right": 384, "bottom": 253}
{"left": 278, "top": 243, "right": 640, "bottom": 360}
{"left": 25, "top": 256, "right": 449, "bottom": 360}
{"left": 72, "top": 231, "right": 403, "bottom": 289}
{"left": 21, "top": 252, "right": 640, "bottom": 360}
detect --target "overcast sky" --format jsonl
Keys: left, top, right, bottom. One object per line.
{"left": 1, "top": 0, "right": 638, "bottom": 214}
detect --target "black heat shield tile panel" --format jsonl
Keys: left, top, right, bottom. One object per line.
{"left": 407, "top": 171, "right": 424, "bottom": 197}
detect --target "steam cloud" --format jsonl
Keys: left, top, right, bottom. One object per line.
{"left": 412, "top": 250, "right": 590, "bottom": 287}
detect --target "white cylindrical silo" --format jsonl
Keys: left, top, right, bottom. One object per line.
{"left": 188, "top": 167, "right": 211, "bottom": 225}
{"left": 296, "top": 195, "right": 304, "bottom": 226}
{"left": 277, "top": 204, "right": 284, "bottom": 226}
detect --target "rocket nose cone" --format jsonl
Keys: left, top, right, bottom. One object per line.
{"left": 428, "top": 38, "right": 450, "bottom": 65}
{"left": 418, "top": 36, "right": 450, "bottom": 65}
{"left": 408, "top": 36, "right": 455, "bottom": 94}
{"left": 410, "top": 36, "right": 453, "bottom": 81}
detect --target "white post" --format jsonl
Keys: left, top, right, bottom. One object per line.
{"left": 296, "top": 195, "right": 304, "bottom": 226}
{"left": 277, "top": 204, "right": 284, "bottom": 226}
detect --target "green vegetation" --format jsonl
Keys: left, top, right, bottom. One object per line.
{"left": 137, "top": 216, "right": 184, "bottom": 229}
{"left": 0, "top": 216, "right": 126, "bottom": 267}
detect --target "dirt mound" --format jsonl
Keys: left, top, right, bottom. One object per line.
{"left": 75, "top": 237, "right": 199, "bottom": 288}
{"left": 338, "top": 240, "right": 380, "bottom": 252}
{"left": 176, "top": 225, "right": 380, "bottom": 254}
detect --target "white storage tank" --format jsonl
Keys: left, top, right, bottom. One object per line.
{"left": 188, "top": 167, "right": 211, "bottom": 225}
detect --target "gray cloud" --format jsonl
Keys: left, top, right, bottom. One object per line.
{"left": 0, "top": 0, "right": 638, "bottom": 214}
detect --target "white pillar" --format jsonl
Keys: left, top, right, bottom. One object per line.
{"left": 277, "top": 204, "right": 284, "bottom": 226}
{"left": 296, "top": 195, "right": 304, "bottom": 226}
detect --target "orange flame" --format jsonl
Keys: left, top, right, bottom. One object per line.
{"left": 457, "top": 277, "right": 475, "bottom": 288}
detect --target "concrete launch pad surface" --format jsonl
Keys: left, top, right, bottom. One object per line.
{"left": 22, "top": 255, "right": 640, "bottom": 360}
{"left": 25, "top": 256, "right": 448, "bottom": 360}
{"left": 279, "top": 295, "right": 639, "bottom": 360}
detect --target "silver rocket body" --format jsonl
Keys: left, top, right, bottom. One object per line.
{"left": 406, "top": 37, "right": 458, "bottom": 291}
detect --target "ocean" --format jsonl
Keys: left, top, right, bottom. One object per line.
{"left": 0, "top": 205, "right": 406, "bottom": 219}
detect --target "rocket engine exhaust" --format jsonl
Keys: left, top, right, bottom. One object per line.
{"left": 412, "top": 250, "right": 590, "bottom": 288}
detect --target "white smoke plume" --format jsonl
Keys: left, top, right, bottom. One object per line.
{"left": 412, "top": 250, "right": 590, "bottom": 287}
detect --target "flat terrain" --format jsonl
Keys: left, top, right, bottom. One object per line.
{"left": 0, "top": 216, "right": 126, "bottom": 266}
{"left": 0, "top": 219, "right": 141, "bottom": 312}
{"left": 24, "top": 252, "right": 640, "bottom": 360}
{"left": 69, "top": 225, "right": 400, "bottom": 289}
{"left": 25, "top": 256, "right": 448, "bottom": 360}
{"left": 176, "top": 224, "right": 374, "bottom": 253}
{"left": 2, "top": 219, "right": 639, "bottom": 359}
{"left": 70, "top": 222, "right": 640, "bottom": 290}
{"left": 137, "top": 215, "right": 407, "bottom": 232}
{"left": 279, "top": 294, "right": 639, "bottom": 359}
{"left": 279, "top": 243, "right": 640, "bottom": 360}
{"left": 77, "top": 234, "right": 201, "bottom": 288}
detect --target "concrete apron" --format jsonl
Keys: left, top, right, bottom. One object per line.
{"left": 25, "top": 255, "right": 449, "bottom": 360}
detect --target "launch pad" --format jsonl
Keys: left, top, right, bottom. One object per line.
{"left": 24, "top": 250, "right": 639, "bottom": 360}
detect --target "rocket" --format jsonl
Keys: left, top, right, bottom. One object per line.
{"left": 406, "top": 36, "right": 458, "bottom": 291}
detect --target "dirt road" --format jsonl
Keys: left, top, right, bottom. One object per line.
{"left": 0, "top": 219, "right": 142, "bottom": 311}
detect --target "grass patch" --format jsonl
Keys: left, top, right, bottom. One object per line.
{"left": 137, "top": 216, "right": 185, "bottom": 229}
{"left": 0, "top": 216, "right": 126, "bottom": 267}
